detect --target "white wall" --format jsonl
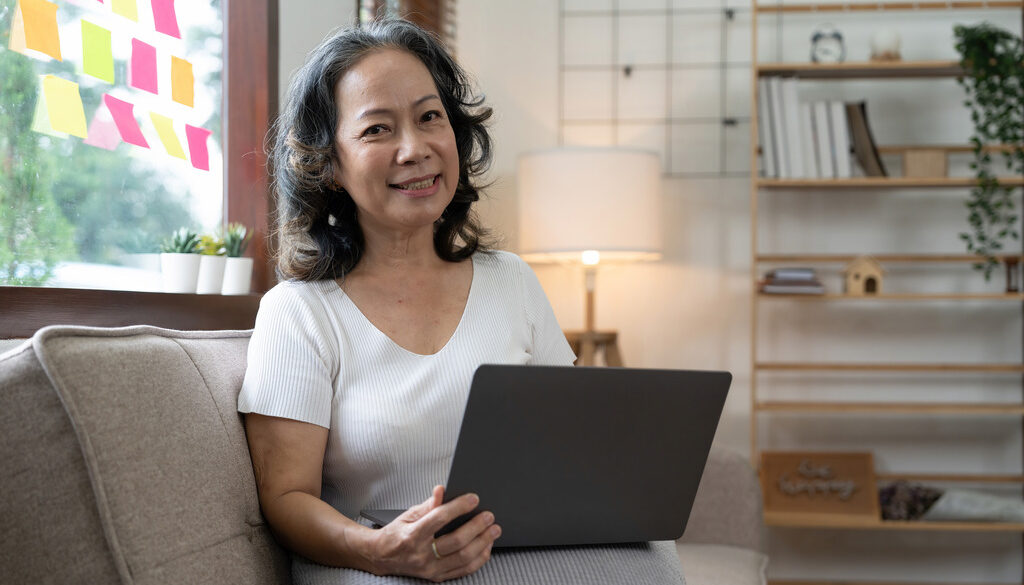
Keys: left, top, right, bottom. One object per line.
{"left": 279, "top": 2, "right": 1023, "bottom": 582}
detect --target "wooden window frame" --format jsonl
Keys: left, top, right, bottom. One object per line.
{"left": 0, "top": 0, "right": 278, "bottom": 338}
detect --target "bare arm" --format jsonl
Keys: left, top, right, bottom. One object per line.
{"left": 244, "top": 413, "right": 502, "bottom": 581}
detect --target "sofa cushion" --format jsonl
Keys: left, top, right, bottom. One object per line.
{"left": 676, "top": 544, "right": 768, "bottom": 585}
{"left": 0, "top": 342, "right": 123, "bottom": 584}
{"left": 28, "top": 325, "right": 291, "bottom": 585}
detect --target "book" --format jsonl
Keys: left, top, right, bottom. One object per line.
{"left": 813, "top": 101, "right": 835, "bottom": 178}
{"left": 766, "top": 268, "right": 817, "bottom": 281}
{"left": 846, "top": 101, "right": 888, "bottom": 177}
{"left": 759, "top": 281, "right": 826, "bottom": 295}
{"left": 800, "top": 102, "right": 820, "bottom": 179}
{"left": 768, "top": 77, "right": 790, "bottom": 178}
{"left": 782, "top": 78, "right": 805, "bottom": 178}
{"left": 757, "top": 78, "right": 778, "bottom": 178}
{"left": 829, "top": 100, "right": 852, "bottom": 178}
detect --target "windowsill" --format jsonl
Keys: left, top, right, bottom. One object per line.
{"left": 0, "top": 286, "right": 261, "bottom": 339}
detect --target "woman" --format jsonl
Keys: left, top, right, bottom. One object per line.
{"left": 238, "top": 19, "right": 685, "bottom": 585}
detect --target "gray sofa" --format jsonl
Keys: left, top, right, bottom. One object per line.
{"left": 0, "top": 325, "right": 765, "bottom": 585}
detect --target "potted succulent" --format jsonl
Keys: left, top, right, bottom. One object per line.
{"left": 160, "top": 228, "right": 201, "bottom": 293}
{"left": 220, "top": 223, "right": 254, "bottom": 295}
{"left": 195, "top": 233, "right": 228, "bottom": 294}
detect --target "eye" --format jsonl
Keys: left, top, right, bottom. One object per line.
{"left": 362, "top": 124, "right": 388, "bottom": 137}
{"left": 422, "top": 110, "right": 443, "bottom": 123}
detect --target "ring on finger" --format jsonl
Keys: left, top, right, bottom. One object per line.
{"left": 431, "top": 540, "right": 443, "bottom": 560}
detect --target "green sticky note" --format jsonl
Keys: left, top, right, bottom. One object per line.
{"left": 81, "top": 20, "right": 114, "bottom": 84}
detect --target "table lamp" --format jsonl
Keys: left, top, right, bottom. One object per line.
{"left": 517, "top": 147, "right": 663, "bottom": 366}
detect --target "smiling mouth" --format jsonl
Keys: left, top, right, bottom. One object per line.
{"left": 390, "top": 175, "right": 439, "bottom": 191}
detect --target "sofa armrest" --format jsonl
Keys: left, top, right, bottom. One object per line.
{"left": 679, "top": 448, "right": 764, "bottom": 551}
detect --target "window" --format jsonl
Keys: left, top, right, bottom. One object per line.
{"left": 0, "top": 0, "right": 223, "bottom": 290}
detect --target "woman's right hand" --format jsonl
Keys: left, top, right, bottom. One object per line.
{"left": 365, "top": 485, "right": 502, "bottom": 582}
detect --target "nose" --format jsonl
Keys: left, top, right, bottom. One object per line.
{"left": 395, "top": 128, "right": 431, "bottom": 166}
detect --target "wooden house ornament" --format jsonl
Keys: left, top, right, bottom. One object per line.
{"left": 843, "top": 256, "right": 884, "bottom": 296}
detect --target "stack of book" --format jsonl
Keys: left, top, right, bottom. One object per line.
{"left": 759, "top": 268, "right": 825, "bottom": 294}
{"left": 758, "top": 76, "right": 887, "bottom": 179}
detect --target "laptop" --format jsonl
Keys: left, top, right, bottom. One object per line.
{"left": 361, "top": 364, "right": 730, "bottom": 548}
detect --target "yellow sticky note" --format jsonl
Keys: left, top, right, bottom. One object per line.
{"left": 171, "top": 56, "right": 193, "bottom": 108}
{"left": 149, "top": 113, "right": 186, "bottom": 160}
{"left": 111, "top": 0, "right": 138, "bottom": 21}
{"left": 31, "top": 78, "right": 67, "bottom": 138}
{"left": 9, "top": 2, "right": 28, "bottom": 53}
{"left": 81, "top": 20, "right": 114, "bottom": 84}
{"left": 20, "top": 0, "right": 62, "bottom": 61}
{"left": 41, "top": 75, "right": 87, "bottom": 138}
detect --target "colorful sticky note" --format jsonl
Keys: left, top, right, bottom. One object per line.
{"left": 20, "top": 0, "right": 62, "bottom": 61}
{"left": 9, "top": 2, "right": 28, "bottom": 53}
{"left": 151, "top": 0, "right": 181, "bottom": 39}
{"left": 130, "top": 38, "right": 158, "bottom": 94}
{"left": 41, "top": 75, "right": 88, "bottom": 138}
{"left": 81, "top": 21, "right": 114, "bottom": 84}
{"left": 111, "top": 0, "right": 137, "bottom": 21}
{"left": 84, "top": 112, "right": 120, "bottom": 151}
{"left": 171, "top": 57, "right": 193, "bottom": 108}
{"left": 185, "top": 125, "right": 212, "bottom": 171}
{"left": 103, "top": 94, "right": 149, "bottom": 148}
{"left": 149, "top": 113, "right": 186, "bottom": 160}
{"left": 31, "top": 79, "right": 67, "bottom": 137}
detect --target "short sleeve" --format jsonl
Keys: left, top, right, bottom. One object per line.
{"left": 237, "top": 284, "right": 336, "bottom": 428}
{"left": 519, "top": 259, "right": 577, "bottom": 366}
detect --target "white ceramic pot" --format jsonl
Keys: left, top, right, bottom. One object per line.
{"left": 196, "top": 255, "right": 227, "bottom": 294}
{"left": 160, "top": 253, "right": 201, "bottom": 293}
{"left": 221, "top": 257, "right": 254, "bottom": 295}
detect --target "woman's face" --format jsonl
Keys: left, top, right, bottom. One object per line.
{"left": 333, "top": 48, "right": 460, "bottom": 237}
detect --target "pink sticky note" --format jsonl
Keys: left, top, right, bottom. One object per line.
{"left": 83, "top": 112, "right": 120, "bottom": 150}
{"left": 185, "top": 124, "right": 212, "bottom": 171}
{"left": 103, "top": 94, "right": 149, "bottom": 148}
{"left": 151, "top": 0, "right": 180, "bottom": 39}
{"left": 129, "top": 38, "right": 157, "bottom": 94}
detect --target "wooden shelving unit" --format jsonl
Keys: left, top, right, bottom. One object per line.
{"left": 749, "top": 1, "right": 1024, "bottom": 582}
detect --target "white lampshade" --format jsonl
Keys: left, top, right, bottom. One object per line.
{"left": 518, "top": 147, "right": 663, "bottom": 264}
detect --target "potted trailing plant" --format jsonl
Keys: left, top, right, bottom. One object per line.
{"left": 160, "top": 228, "right": 201, "bottom": 293}
{"left": 221, "top": 223, "right": 254, "bottom": 295}
{"left": 195, "top": 233, "right": 228, "bottom": 294}
{"left": 954, "top": 23, "right": 1024, "bottom": 280}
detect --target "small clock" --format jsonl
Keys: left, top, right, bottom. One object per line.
{"left": 810, "top": 24, "right": 846, "bottom": 64}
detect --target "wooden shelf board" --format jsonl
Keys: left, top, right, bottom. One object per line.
{"left": 758, "top": 293, "right": 1024, "bottom": 301}
{"left": 755, "top": 401, "right": 1024, "bottom": 414}
{"left": 770, "top": 582, "right": 1020, "bottom": 585}
{"left": 876, "top": 472, "right": 1024, "bottom": 483}
{"left": 757, "top": 176, "right": 1024, "bottom": 188}
{"left": 764, "top": 511, "right": 1024, "bottom": 531}
{"left": 757, "top": 60, "right": 963, "bottom": 79}
{"left": 757, "top": 253, "right": 1021, "bottom": 264}
{"left": 755, "top": 1, "right": 1023, "bottom": 13}
{"left": 755, "top": 362, "right": 1024, "bottom": 372}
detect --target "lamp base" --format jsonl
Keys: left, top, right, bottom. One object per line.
{"left": 563, "top": 330, "right": 623, "bottom": 367}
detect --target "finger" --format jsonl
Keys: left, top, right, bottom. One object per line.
{"left": 416, "top": 492, "right": 480, "bottom": 535}
{"left": 435, "top": 540, "right": 495, "bottom": 581}
{"left": 433, "top": 510, "right": 495, "bottom": 557}
{"left": 434, "top": 523, "right": 500, "bottom": 575}
{"left": 400, "top": 485, "right": 446, "bottom": 523}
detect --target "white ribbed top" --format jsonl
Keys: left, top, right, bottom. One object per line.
{"left": 238, "top": 250, "right": 685, "bottom": 584}
{"left": 238, "top": 251, "right": 576, "bottom": 520}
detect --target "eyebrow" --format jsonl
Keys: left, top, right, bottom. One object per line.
{"left": 356, "top": 94, "right": 442, "bottom": 120}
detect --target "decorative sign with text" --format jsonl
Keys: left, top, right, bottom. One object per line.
{"left": 761, "top": 452, "right": 880, "bottom": 519}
